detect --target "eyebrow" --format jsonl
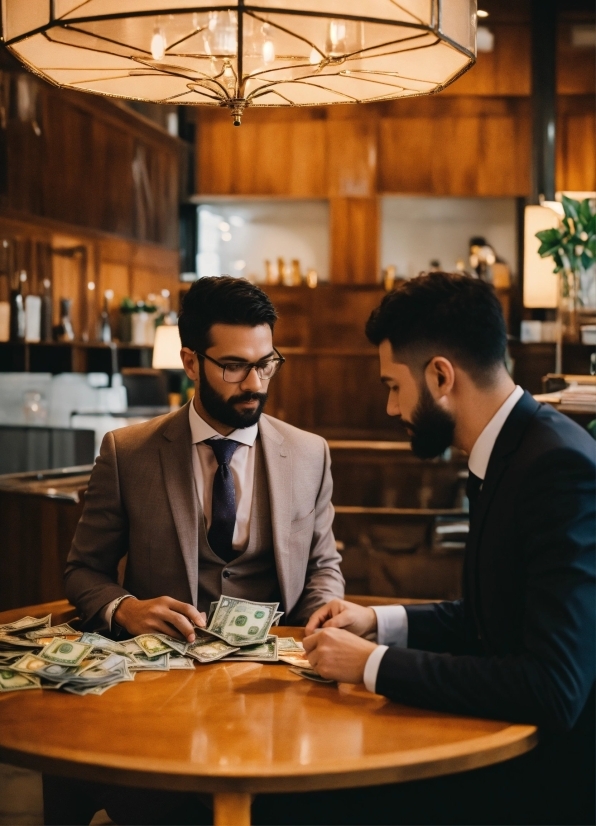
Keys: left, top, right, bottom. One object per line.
{"left": 218, "top": 350, "right": 276, "bottom": 362}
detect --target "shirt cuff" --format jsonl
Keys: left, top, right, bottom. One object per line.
{"left": 103, "top": 594, "right": 135, "bottom": 632}
{"left": 372, "top": 604, "right": 409, "bottom": 647}
{"left": 363, "top": 645, "right": 389, "bottom": 694}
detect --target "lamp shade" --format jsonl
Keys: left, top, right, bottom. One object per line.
{"left": 3, "top": 1, "right": 477, "bottom": 124}
{"left": 523, "top": 205, "right": 560, "bottom": 309}
{"left": 152, "top": 324, "right": 182, "bottom": 369}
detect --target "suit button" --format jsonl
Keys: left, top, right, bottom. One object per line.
{"left": 223, "top": 570, "right": 231, "bottom": 579}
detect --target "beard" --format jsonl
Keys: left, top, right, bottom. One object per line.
{"left": 400, "top": 383, "right": 455, "bottom": 459}
{"left": 198, "top": 362, "right": 268, "bottom": 429}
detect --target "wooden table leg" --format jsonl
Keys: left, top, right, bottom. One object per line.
{"left": 213, "top": 792, "right": 251, "bottom": 826}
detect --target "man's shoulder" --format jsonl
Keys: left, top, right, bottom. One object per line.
{"left": 526, "top": 403, "right": 596, "bottom": 464}
{"left": 110, "top": 405, "right": 188, "bottom": 451}
{"left": 259, "top": 414, "right": 326, "bottom": 453}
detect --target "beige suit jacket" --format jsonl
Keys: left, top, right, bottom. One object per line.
{"left": 64, "top": 403, "right": 344, "bottom": 627}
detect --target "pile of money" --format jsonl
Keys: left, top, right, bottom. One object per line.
{"left": 0, "top": 599, "right": 329, "bottom": 694}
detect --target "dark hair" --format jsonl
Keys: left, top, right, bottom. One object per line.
{"left": 178, "top": 276, "right": 278, "bottom": 352}
{"left": 365, "top": 272, "right": 507, "bottom": 385}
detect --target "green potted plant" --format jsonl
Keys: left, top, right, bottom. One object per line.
{"left": 535, "top": 195, "right": 596, "bottom": 340}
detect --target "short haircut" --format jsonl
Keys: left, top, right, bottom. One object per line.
{"left": 365, "top": 272, "right": 507, "bottom": 385}
{"left": 178, "top": 276, "right": 278, "bottom": 353}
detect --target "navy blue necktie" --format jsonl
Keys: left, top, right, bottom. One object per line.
{"left": 466, "top": 470, "right": 483, "bottom": 518}
{"left": 205, "top": 438, "right": 241, "bottom": 563}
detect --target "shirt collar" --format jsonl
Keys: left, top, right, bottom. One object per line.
{"left": 468, "top": 385, "right": 524, "bottom": 480}
{"left": 188, "top": 400, "right": 258, "bottom": 447}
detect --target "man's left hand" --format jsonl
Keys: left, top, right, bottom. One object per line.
{"left": 302, "top": 627, "right": 378, "bottom": 683}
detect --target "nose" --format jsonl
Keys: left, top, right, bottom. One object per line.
{"left": 386, "top": 393, "right": 400, "bottom": 418}
{"left": 239, "top": 367, "right": 263, "bottom": 393}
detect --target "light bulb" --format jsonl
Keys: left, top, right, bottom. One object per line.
{"left": 477, "top": 9, "right": 489, "bottom": 17}
{"left": 221, "top": 232, "right": 232, "bottom": 242}
{"left": 309, "top": 48, "right": 320, "bottom": 65}
{"left": 151, "top": 28, "right": 166, "bottom": 60}
{"left": 219, "top": 221, "right": 230, "bottom": 232}
{"left": 88, "top": 281, "right": 95, "bottom": 291}
{"left": 262, "top": 39, "right": 275, "bottom": 64}
{"left": 223, "top": 63, "right": 234, "bottom": 78}
{"left": 233, "top": 260, "right": 246, "bottom": 271}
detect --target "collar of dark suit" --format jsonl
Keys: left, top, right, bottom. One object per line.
{"left": 483, "top": 389, "right": 540, "bottom": 477}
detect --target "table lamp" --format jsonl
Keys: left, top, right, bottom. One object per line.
{"left": 152, "top": 325, "right": 182, "bottom": 370}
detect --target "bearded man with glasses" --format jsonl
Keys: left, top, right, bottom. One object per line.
{"left": 65, "top": 275, "right": 344, "bottom": 645}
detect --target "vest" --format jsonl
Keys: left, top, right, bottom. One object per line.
{"left": 196, "top": 436, "right": 281, "bottom": 614}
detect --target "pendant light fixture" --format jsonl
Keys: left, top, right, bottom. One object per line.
{"left": 3, "top": 2, "right": 477, "bottom": 126}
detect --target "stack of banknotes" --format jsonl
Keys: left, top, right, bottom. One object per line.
{"left": 0, "top": 597, "right": 324, "bottom": 695}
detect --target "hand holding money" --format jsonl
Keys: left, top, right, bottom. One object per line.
{"left": 114, "top": 597, "right": 207, "bottom": 642}
{"left": 302, "top": 626, "right": 377, "bottom": 683}
{"left": 305, "top": 599, "right": 377, "bottom": 638}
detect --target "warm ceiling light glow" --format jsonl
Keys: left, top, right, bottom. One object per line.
{"left": 150, "top": 28, "right": 167, "bottom": 61}
{"left": 4, "top": 2, "right": 477, "bottom": 126}
{"left": 221, "top": 232, "right": 232, "bottom": 242}
{"left": 218, "top": 221, "right": 230, "bottom": 232}
{"left": 477, "top": 9, "right": 489, "bottom": 17}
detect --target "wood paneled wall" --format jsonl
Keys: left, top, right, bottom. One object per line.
{"left": 0, "top": 61, "right": 184, "bottom": 248}
{"left": 194, "top": 18, "right": 595, "bottom": 284}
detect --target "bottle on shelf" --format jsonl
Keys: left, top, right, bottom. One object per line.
{"left": 40, "top": 279, "right": 53, "bottom": 342}
{"left": 54, "top": 297, "right": 75, "bottom": 342}
{"left": 9, "top": 270, "right": 27, "bottom": 342}
{"left": 99, "top": 289, "right": 114, "bottom": 343}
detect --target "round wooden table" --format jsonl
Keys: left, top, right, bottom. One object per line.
{"left": 0, "top": 601, "right": 538, "bottom": 826}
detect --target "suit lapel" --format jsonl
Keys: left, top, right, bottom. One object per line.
{"left": 465, "top": 391, "right": 541, "bottom": 618}
{"left": 159, "top": 403, "right": 200, "bottom": 607}
{"left": 258, "top": 415, "right": 292, "bottom": 610}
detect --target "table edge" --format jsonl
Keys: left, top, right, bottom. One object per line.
{"left": 0, "top": 724, "right": 538, "bottom": 794}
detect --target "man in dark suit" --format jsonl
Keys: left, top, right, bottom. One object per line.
{"left": 302, "top": 272, "right": 595, "bottom": 825}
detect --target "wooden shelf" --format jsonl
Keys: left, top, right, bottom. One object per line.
{"left": 0, "top": 341, "right": 153, "bottom": 374}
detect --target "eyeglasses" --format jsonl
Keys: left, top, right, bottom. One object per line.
{"left": 195, "top": 348, "right": 286, "bottom": 383}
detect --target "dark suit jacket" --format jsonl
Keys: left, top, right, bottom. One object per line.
{"left": 376, "top": 394, "right": 595, "bottom": 819}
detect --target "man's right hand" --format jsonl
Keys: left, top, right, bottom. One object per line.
{"left": 114, "top": 596, "right": 206, "bottom": 643}
{"left": 305, "top": 599, "right": 377, "bottom": 638}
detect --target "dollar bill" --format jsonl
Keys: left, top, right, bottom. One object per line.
{"left": 155, "top": 634, "right": 188, "bottom": 656}
{"left": 0, "top": 668, "right": 41, "bottom": 691}
{"left": 288, "top": 667, "right": 335, "bottom": 684}
{"left": 208, "top": 597, "right": 279, "bottom": 647}
{"left": 39, "top": 638, "right": 93, "bottom": 667}
{"left": 168, "top": 656, "right": 195, "bottom": 670}
{"left": 129, "top": 653, "right": 170, "bottom": 671}
{"left": 0, "top": 635, "right": 44, "bottom": 650}
{"left": 224, "top": 638, "right": 278, "bottom": 662}
{"left": 278, "top": 651, "right": 312, "bottom": 668}
{"left": 186, "top": 638, "right": 239, "bottom": 663}
{"left": 0, "top": 615, "right": 51, "bottom": 635}
{"left": 133, "top": 634, "right": 179, "bottom": 659}
{"left": 120, "top": 639, "right": 144, "bottom": 656}
{"left": 78, "top": 633, "right": 132, "bottom": 658}
{"left": 26, "top": 623, "right": 79, "bottom": 640}
{"left": 277, "top": 637, "right": 304, "bottom": 652}
{"left": 207, "top": 602, "right": 284, "bottom": 628}
{"left": 12, "top": 653, "right": 78, "bottom": 681}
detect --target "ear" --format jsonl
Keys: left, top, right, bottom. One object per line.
{"left": 180, "top": 348, "right": 199, "bottom": 383}
{"left": 424, "top": 356, "right": 455, "bottom": 398}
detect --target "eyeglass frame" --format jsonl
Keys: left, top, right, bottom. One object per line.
{"left": 193, "top": 347, "right": 286, "bottom": 383}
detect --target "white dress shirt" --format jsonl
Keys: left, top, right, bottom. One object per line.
{"left": 104, "top": 402, "right": 260, "bottom": 629}
{"left": 363, "top": 385, "right": 524, "bottom": 694}
{"left": 189, "top": 400, "right": 258, "bottom": 550}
